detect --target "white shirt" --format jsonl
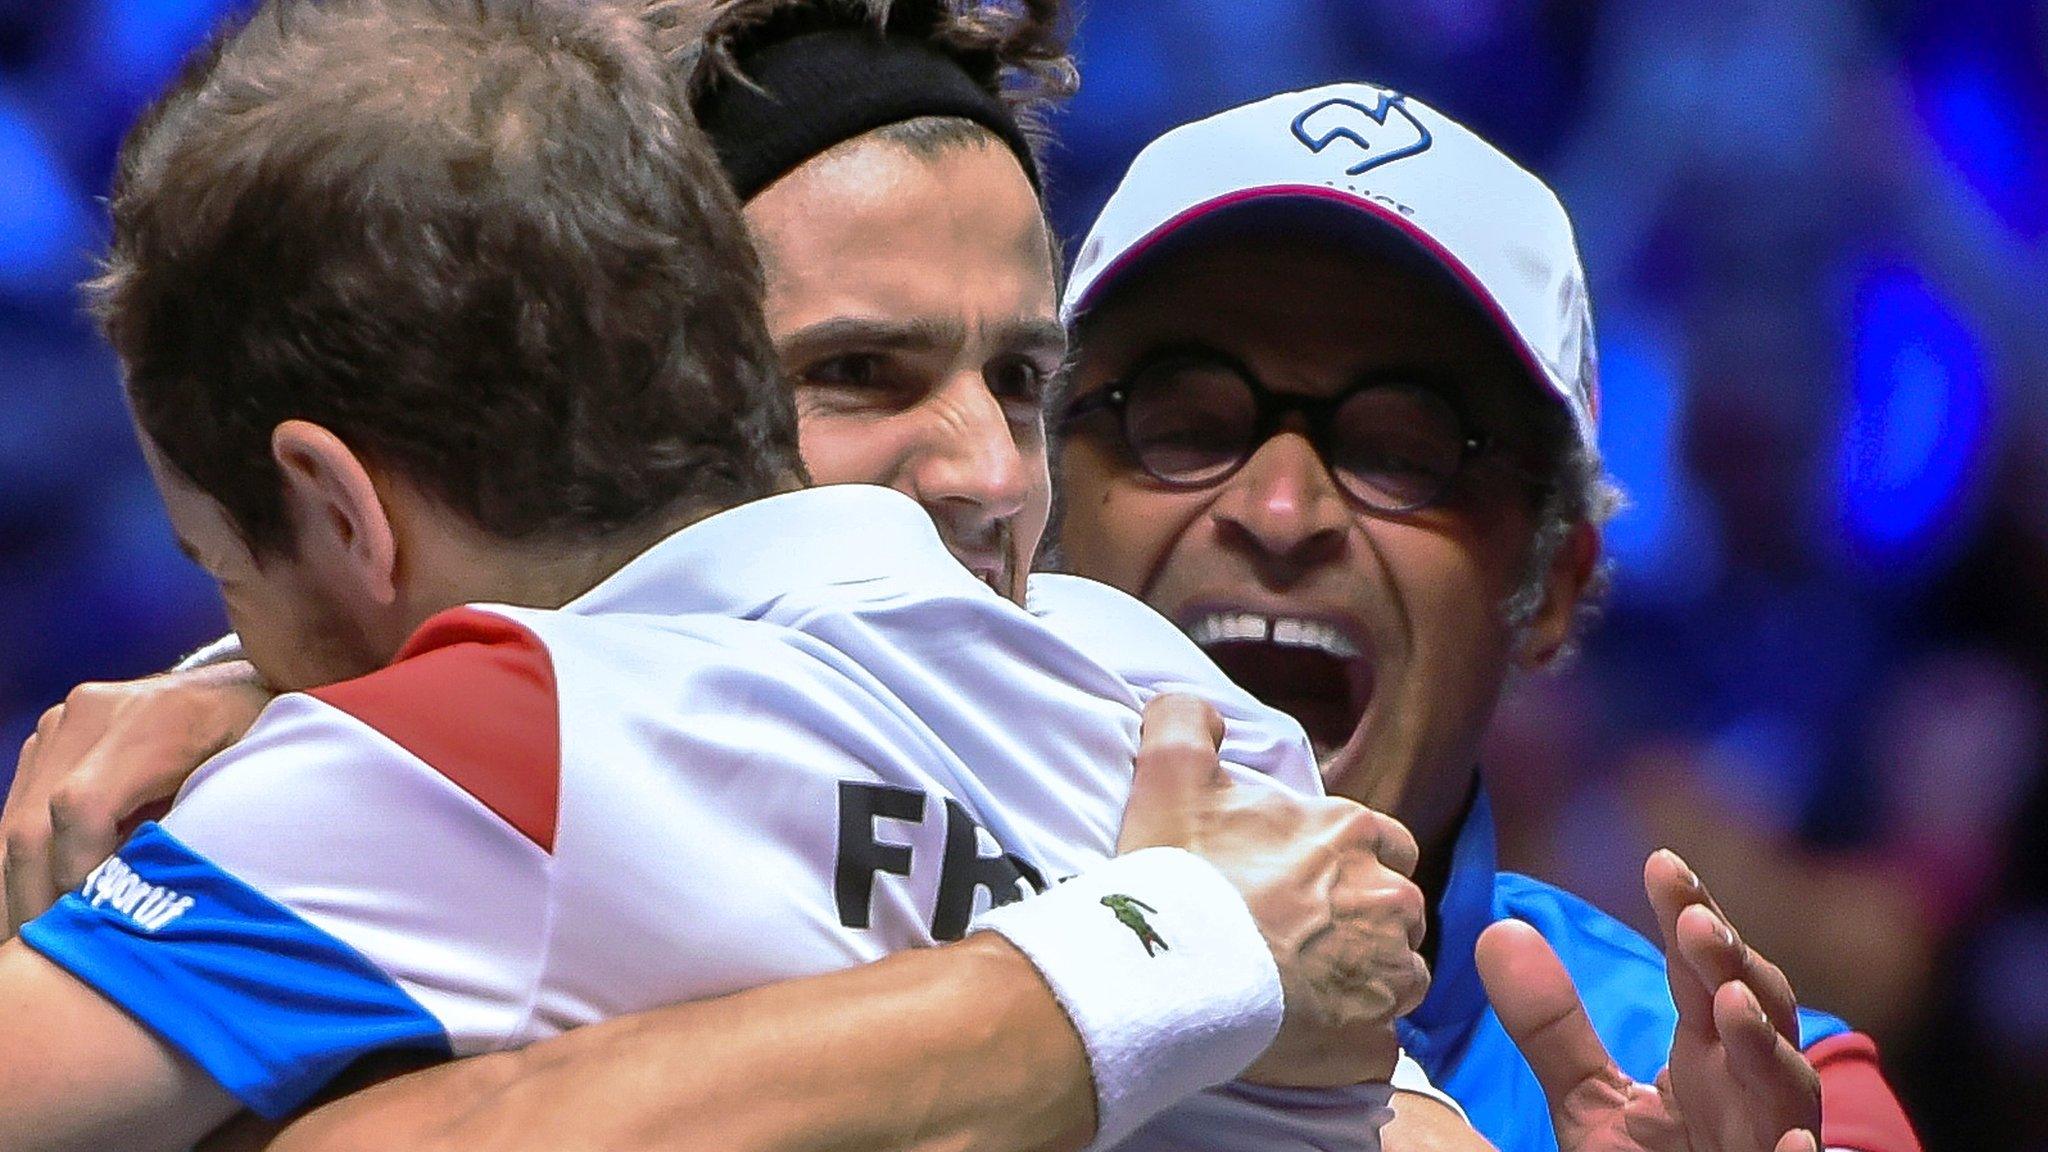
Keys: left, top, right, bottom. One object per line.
{"left": 26, "top": 485, "right": 1444, "bottom": 1146}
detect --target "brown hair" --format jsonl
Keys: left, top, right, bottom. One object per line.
{"left": 92, "top": 0, "right": 800, "bottom": 557}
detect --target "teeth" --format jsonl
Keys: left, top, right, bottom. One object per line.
{"left": 1186, "top": 612, "right": 1271, "bottom": 646}
{"left": 1186, "top": 613, "right": 1360, "bottom": 660}
{"left": 1272, "top": 618, "right": 1360, "bottom": 659}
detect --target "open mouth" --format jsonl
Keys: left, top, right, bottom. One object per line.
{"left": 1181, "top": 611, "right": 1375, "bottom": 756}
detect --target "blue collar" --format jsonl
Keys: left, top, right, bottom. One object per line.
{"left": 1405, "top": 783, "right": 1498, "bottom": 1039}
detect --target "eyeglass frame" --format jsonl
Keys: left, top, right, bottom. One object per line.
{"left": 1059, "top": 343, "right": 1549, "bottom": 514}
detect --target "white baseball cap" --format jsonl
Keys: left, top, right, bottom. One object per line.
{"left": 1063, "top": 82, "right": 1599, "bottom": 446}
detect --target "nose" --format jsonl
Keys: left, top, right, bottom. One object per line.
{"left": 1209, "top": 430, "right": 1352, "bottom": 578}
{"left": 908, "top": 372, "right": 1032, "bottom": 538}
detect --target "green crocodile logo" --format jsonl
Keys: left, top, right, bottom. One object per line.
{"left": 1101, "top": 894, "right": 1168, "bottom": 956}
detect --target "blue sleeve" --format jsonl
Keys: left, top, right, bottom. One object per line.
{"left": 1794, "top": 1004, "right": 1851, "bottom": 1049}
{"left": 19, "top": 822, "right": 451, "bottom": 1120}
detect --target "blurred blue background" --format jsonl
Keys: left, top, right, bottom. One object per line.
{"left": 1, "top": 0, "right": 2043, "bottom": 1145}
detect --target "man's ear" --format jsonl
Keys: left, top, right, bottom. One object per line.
{"left": 270, "top": 420, "right": 398, "bottom": 606}
{"left": 1515, "top": 522, "right": 1600, "bottom": 670}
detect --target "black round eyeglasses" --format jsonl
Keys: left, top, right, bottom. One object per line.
{"left": 1061, "top": 346, "right": 1529, "bottom": 514}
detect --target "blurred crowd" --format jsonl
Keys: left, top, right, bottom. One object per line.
{"left": 3, "top": 0, "right": 2044, "bottom": 1146}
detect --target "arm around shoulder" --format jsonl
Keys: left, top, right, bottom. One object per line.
{"left": 272, "top": 933, "right": 1098, "bottom": 1152}
{"left": 272, "top": 843, "right": 1298, "bottom": 1152}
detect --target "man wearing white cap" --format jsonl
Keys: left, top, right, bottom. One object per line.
{"left": 1054, "top": 83, "right": 1921, "bottom": 1152}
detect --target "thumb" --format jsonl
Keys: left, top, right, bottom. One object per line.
{"left": 1477, "top": 920, "right": 1625, "bottom": 1111}
{"left": 1774, "top": 1130, "right": 1819, "bottom": 1152}
{"left": 1118, "top": 693, "right": 1226, "bottom": 852}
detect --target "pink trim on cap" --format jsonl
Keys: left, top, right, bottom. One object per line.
{"left": 1076, "top": 183, "right": 1580, "bottom": 423}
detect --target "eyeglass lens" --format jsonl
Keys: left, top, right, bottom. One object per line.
{"left": 1118, "top": 356, "right": 1472, "bottom": 511}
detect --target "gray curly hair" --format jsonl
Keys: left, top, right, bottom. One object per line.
{"left": 1505, "top": 430, "right": 1625, "bottom": 661}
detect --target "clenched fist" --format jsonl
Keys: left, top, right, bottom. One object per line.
{"left": 1117, "top": 694, "right": 1429, "bottom": 1087}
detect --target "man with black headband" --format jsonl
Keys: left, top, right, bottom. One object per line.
{"left": 0, "top": 2, "right": 1484, "bottom": 1151}
{"left": 669, "top": 0, "right": 1071, "bottom": 604}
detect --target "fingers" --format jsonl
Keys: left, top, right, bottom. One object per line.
{"left": 1133, "top": 694, "right": 1226, "bottom": 792}
{"left": 1714, "top": 980, "right": 1822, "bottom": 1138}
{"left": 1645, "top": 848, "right": 1727, "bottom": 1051}
{"left": 1296, "top": 801, "right": 1431, "bottom": 1023}
{"left": 2, "top": 707, "right": 66, "bottom": 939}
{"left": 3, "top": 851, "right": 49, "bottom": 940}
{"left": 2, "top": 675, "right": 259, "bottom": 939}
{"left": 1119, "top": 694, "right": 1226, "bottom": 851}
{"left": 1322, "top": 814, "right": 1431, "bottom": 1010}
{"left": 1652, "top": 853, "right": 1820, "bottom": 1147}
{"left": 1224, "top": 788, "right": 1430, "bottom": 1087}
{"left": 48, "top": 782, "right": 123, "bottom": 904}
{"left": 1648, "top": 850, "right": 1800, "bottom": 1044}
{"left": 1476, "top": 919, "right": 1624, "bottom": 1111}
{"left": 1644, "top": 849, "right": 1713, "bottom": 1014}
{"left": 1619, "top": 1080, "right": 1689, "bottom": 1152}
{"left": 3, "top": 811, "right": 58, "bottom": 940}
{"left": 1367, "top": 807, "right": 1420, "bottom": 879}
{"left": 1774, "top": 1129, "right": 1819, "bottom": 1152}
{"left": 1642, "top": 848, "right": 1698, "bottom": 935}
{"left": 1726, "top": 937, "right": 1800, "bottom": 1047}
{"left": 1675, "top": 904, "right": 1803, "bottom": 1048}
{"left": 39, "top": 688, "right": 159, "bottom": 895}
{"left": 0, "top": 744, "right": 19, "bottom": 932}
{"left": 5, "top": 697, "right": 118, "bottom": 938}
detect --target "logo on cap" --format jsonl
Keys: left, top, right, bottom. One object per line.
{"left": 1290, "top": 93, "right": 1432, "bottom": 176}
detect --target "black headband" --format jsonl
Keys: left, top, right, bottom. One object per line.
{"left": 698, "top": 28, "right": 1041, "bottom": 202}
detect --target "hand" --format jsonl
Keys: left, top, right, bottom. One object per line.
{"left": 2, "top": 662, "right": 274, "bottom": 938}
{"left": 1117, "top": 693, "right": 1429, "bottom": 1088}
{"left": 1473, "top": 850, "right": 1821, "bottom": 1152}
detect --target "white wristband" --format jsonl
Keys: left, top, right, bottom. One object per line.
{"left": 972, "top": 847, "right": 1284, "bottom": 1149}
{"left": 173, "top": 633, "right": 245, "bottom": 673}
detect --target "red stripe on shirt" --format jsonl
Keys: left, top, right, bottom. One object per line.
{"left": 311, "top": 607, "right": 562, "bottom": 852}
{"left": 1810, "top": 1030, "right": 1922, "bottom": 1152}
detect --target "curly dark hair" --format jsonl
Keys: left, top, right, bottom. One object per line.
{"left": 643, "top": 0, "right": 1077, "bottom": 163}
{"left": 92, "top": 0, "right": 799, "bottom": 557}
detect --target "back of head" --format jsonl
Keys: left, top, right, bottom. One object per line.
{"left": 95, "top": 0, "right": 799, "bottom": 557}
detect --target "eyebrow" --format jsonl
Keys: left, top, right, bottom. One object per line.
{"left": 778, "top": 315, "right": 1069, "bottom": 362}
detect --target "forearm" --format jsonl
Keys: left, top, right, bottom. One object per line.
{"left": 275, "top": 843, "right": 1288, "bottom": 1152}
{"left": 0, "top": 940, "right": 236, "bottom": 1152}
{"left": 272, "top": 933, "right": 1096, "bottom": 1152}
